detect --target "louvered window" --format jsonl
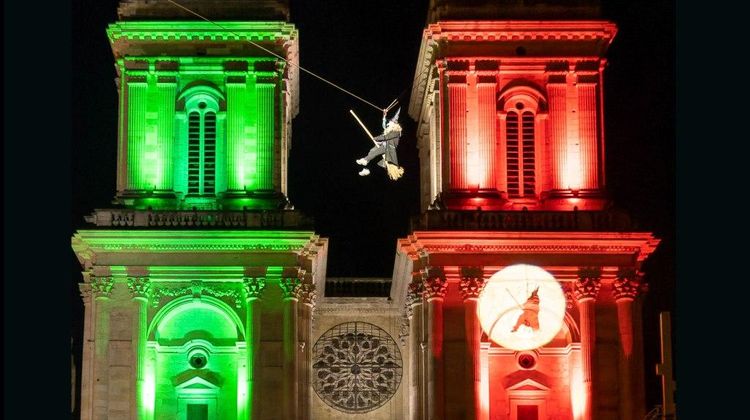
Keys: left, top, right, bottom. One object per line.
{"left": 506, "top": 108, "right": 536, "bottom": 197}
{"left": 186, "top": 103, "right": 216, "bottom": 196}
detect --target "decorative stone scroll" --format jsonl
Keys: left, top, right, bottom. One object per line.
{"left": 574, "top": 267, "right": 602, "bottom": 301}
{"left": 90, "top": 276, "right": 115, "bottom": 299}
{"left": 279, "top": 268, "right": 304, "bottom": 300}
{"left": 127, "top": 277, "right": 152, "bottom": 300}
{"left": 459, "top": 266, "right": 485, "bottom": 300}
{"left": 421, "top": 266, "right": 447, "bottom": 300}
{"left": 242, "top": 276, "right": 267, "bottom": 300}
{"left": 613, "top": 268, "right": 643, "bottom": 301}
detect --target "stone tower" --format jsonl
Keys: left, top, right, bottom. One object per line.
{"left": 72, "top": 1, "right": 328, "bottom": 419}
{"left": 395, "top": 1, "right": 661, "bottom": 419}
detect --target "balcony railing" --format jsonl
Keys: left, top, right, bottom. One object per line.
{"left": 84, "top": 208, "right": 314, "bottom": 229}
{"left": 412, "top": 209, "right": 635, "bottom": 232}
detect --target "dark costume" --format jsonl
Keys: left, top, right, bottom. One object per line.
{"left": 362, "top": 130, "right": 400, "bottom": 167}
{"left": 356, "top": 108, "right": 404, "bottom": 179}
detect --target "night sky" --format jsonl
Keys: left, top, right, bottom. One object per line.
{"left": 71, "top": 0, "right": 674, "bottom": 413}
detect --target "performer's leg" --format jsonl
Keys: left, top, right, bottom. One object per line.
{"left": 362, "top": 144, "right": 386, "bottom": 163}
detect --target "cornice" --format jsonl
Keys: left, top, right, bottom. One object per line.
{"left": 424, "top": 21, "right": 617, "bottom": 43}
{"left": 400, "top": 231, "right": 659, "bottom": 260}
{"left": 107, "top": 21, "right": 298, "bottom": 43}
{"left": 72, "top": 230, "right": 321, "bottom": 254}
{"left": 409, "top": 19, "right": 616, "bottom": 123}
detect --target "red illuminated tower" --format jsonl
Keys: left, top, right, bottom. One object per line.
{"left": 395, "top": 1, "right": 660, "bottom": 419}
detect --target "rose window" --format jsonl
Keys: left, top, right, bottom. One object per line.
{"left": 312, "top": 321, "right": 403, "bottom": 413}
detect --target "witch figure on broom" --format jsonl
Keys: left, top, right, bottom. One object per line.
{"left": 350, "top": 107, "right": 405, "bottom": 180}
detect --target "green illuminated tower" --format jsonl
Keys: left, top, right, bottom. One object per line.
{"left": 109, "top": 0, "right": 300, "bottom": 211}
{"left": 73, "top": 2, "right": 328, "bottom": 419}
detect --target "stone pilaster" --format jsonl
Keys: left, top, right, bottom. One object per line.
{"left": 279, "top": 268, "right": 303, "bottom": 420}
{"left": 243, "top": 274, "right": 267, "bottom": 420}
{"left": 127, "top": 276, "right": 152, "bottom": 419}
{"left": 295, "top": 272, "right": 315, "bottom": 420}
{"left": 406, "top": 275, "right": 425, "bottom": 420}
{"left": 422, "top": 266, "right": 447, "bottom": 420}
{"left": 459, "top": 266, "right": 485, "bottom": 420}
{"left": 78, "top": 279, "right": 94, "bottom": 420}
{"left": 574, "top": 267, "right": 601, "bottom": 420}
{"left": 613, "top": 268, "right": 646, "bottom": 420}
{"left": 90, "top": 276, "right": 114, "bottom": 419}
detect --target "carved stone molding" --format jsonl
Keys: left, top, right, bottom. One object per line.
{"left": 421, "top": 266, "right": 447, "bottom": 300}
{"left": 243, "top": 276, "right": 267, "bottom": 300}
{"left": 406, "top": 275, "right": 425, "bottom": 309}
{"left": 574, "top": 267, "right": 601, "bottom": 301}
{"left": 78, "top": 283, "right": 93, "bottom": 303}
{"left": 201, "top": 287, "right": 244, "bottom": 309}
{"left": 459, "top": 266, "right": 485, "bottom": 300}
{"left": 127, "top": 276, "right": 152, "bottom": 300}
{"left": 90, "top": 276, "right": 115, "bottom": 299}
{"left": 295, "top": 280, "right": 316, "bottom": 306}
{"left": 613, "top": 268, "right": 643, "bottom": 301}
{"left": 151, "top": 283, "right": 194, "bottom": 307}
{"left": 562, "top": 283, "right": 575, "bottom": 309}
{"left": 400, "top": 275, "right": 425, "bottom": 343}
{"left": 151, "top": 280, "right": 243, "bottom": 308}
{"left": 279, "top": 268, "right": 304, "bottom": 300}
{"left": 399, "top": 319, "right": 410, "bottom": 347}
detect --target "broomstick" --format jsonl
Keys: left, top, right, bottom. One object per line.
{"left": 349, "top": 110, "right": 404, "bottom": 180}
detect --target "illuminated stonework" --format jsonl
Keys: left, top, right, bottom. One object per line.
{"left": 106, "top": 21, "right": 299, "bottom": 210}
{"left": 312, "top": 322, "right": 403, "bottom": 413}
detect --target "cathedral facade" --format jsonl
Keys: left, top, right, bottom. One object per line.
{"left": 72, "top": 1, "right": 662, "bottom": 419}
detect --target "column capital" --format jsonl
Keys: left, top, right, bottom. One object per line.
{"left": 127, "top": 276, "right": 152, "bottom": 300}
{"left": 407, "top": 273, "right": 425, "bottom": 308}
{"left": 90, "top": 276, "right": 115, "bottom": 300}
{"left": 279, "top": 267, "right": 305, "bottom": 300}
{"left": 295, "top": 280, "right": 316, "bottom": 306}
{"left": 458, "top": 266, "right": 485, "bottom": 300}
{"left": 242, "top": 276, "right": 267, "bottom": 301}
{"left": 421, "top": 266, "right": 447, "bottom": 300}
{"left": 574, "top": 267, "right": 602, "bottom": 302}
{"left": 613, "top": 268, "right": 645, "bottom": 301}
{"left": 79, "top": 283, "right": 93, "bottom": 303}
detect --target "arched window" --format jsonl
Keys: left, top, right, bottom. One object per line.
{"left": 498, "top": 86, "right": 547, "bottom": 199}
{"left": 175, "top": 84, "right": 225, "bottom": 201}
{"left": 506, "top": 106, "right": 536, "bottom": 198}
{"left": 186, "top": 98, "right": 218, "bottom": 196}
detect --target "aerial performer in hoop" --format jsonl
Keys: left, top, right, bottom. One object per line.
{"left": 511, "top": 287, "right": 541, "bottom": 333}
{"left": 349, "top": 106, "right": 405, "bottom": 181}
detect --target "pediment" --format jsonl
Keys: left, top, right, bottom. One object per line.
{"left": 506, "top": 377, "right": 550, "bottom": 392}
{"left": 175, "top": 376, "right": 219, "bottom": 391}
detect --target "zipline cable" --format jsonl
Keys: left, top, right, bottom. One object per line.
{"left": 166, "top": 0, "right": 388, "bottom": 112}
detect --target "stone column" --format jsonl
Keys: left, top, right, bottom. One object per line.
{"left": 279, "top": 269, "right": 302, "bottom": 420}
{"left": 613, "top": 268, "right": 645, "bottom": 420}
{"left": 90, "top": 276, "right": 114, "bottom": 420}
{"left": 243, "top": 275, "right": 267, "bottom": 420}
{"left": 459, "top": 267, "right": 485, "bottom": 420}
{"left": 406, "top": 275, "right": 425, "bottom": 420}
{"left": 127, "top": 277, "right": 152, "bottom": 420}
{"left": 78, "top": 278, "right": 94, "bottom": 420}
{"left": 574, "top": 268, "right": 601, "bottom": 420}
{"left": 295, "top": 274, "right": 316, "bottom": 420}
{"left": 421, "top": 266, "right": 447, "bottom": 420}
